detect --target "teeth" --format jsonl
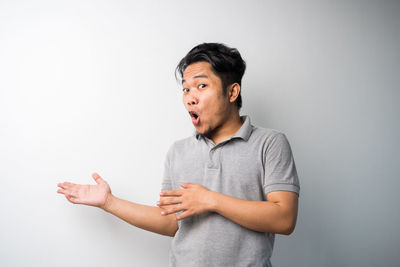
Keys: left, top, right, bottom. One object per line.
{"left": 189, "top": 112, "right": 198, "bottom": 119}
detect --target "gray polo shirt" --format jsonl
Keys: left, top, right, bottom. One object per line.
{"left": 162, "top": 115, "right": 300, "bottom": 267}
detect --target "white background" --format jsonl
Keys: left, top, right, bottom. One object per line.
{"left": 1, "top": 1, "right": 399, "bottom": 266}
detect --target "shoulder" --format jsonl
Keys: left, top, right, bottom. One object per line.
{"left": 250, "top": 125, "right": 287, "bottom": 144}
{"left": 249, "top": 125, "right": 294, "bottom": 157}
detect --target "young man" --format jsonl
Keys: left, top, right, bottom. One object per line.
{"left": 57, "top": 43, "right": 300, "bottom": 267}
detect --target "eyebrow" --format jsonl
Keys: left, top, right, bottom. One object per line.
{"left": 182, "top": 74, "right": 209, "bottom": 84}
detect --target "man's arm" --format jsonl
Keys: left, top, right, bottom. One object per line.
{"left": 57, "top": 173, "right": 178, "bottom": 237}
{"left": 158, "top": 182, "right": 298, "bottom": 235}
{"left": 210, "top": 190, "right": 298, "bottom": 234}
{"left": 104, "top": 195, "right": 178, "bottom": 236}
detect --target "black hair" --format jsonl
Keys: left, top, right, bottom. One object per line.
{"left": 175, "top": 43, "right": 246, "bottom": 110}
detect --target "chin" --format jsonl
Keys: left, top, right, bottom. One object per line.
{"left": 195, "top": 127, "right": 205, "bottom": 134}
{"left": 196, "top": 125, "right": 213, "bottom": 137}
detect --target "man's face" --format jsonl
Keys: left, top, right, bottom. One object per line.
{"left": 182, "top": 61, "right": 231, "bottom": 137}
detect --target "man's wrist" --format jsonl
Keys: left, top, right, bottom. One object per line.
{"left": 101, "top": 193, "right": 116, "bottom": 212}
{"left": 207, "top": 190, "right": 219, "bottom": 212}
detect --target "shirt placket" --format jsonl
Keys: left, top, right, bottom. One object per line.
{"left": 205, "top": 138, "right": 231, "bottom": 169}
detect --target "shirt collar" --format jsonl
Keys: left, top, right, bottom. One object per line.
{"left": 194, "top": 115, "right": 253, "bottom": 142}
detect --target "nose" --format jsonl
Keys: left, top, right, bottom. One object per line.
{"left": 186, "top": 92, "right": 198, "bottom": 106}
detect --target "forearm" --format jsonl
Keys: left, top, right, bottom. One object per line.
{"left": 103, "top": 194, "right": 178, "bottom": 237}
{"left": 210, "top": 192, "right": 297, "bottom": 235}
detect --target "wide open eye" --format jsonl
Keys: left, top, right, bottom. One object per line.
{"left": 198, "top": 84, "right": 207, "bottom": 89}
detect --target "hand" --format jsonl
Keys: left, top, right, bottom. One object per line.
{"left": 157, "top": 182, "right": 215, "bottom": 220}
{"left": 57, "top": 172, "right": 112, "bottom": 209}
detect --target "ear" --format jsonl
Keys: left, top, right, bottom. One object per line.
{"left": 228, "top": 83, "right": 241, "bottom": 103}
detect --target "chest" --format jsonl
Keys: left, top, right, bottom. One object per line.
{"left": 171, "top": 139, "right": 265, "bottom": 201}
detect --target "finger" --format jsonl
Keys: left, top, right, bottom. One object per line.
{"left": 57, "top": 188, "right": 72, "bottom": 195}
{"left": 57, "top": 182, "right": 73, "bottom": 189}
{"left": 176, "top": 210, "right": 192, "bottom": 220}
{"left": 65, "top": 194, "right": 79, "bottom": 204}
{"left": 57, "top": 188, "right": 66, "bottom": 194}
{"left": 92, "top": 172, "right": 103, "bottom": 184}
{"left": 161, "top": 205, "right": 185, "bottom": 216}
{"left": 180, "top": 182, "right": 194, "bottom": 188}
{"left": 157, "top": 197, "right": 182, "bottom": 206}
{"left": 160, "top": 189, "right": 183, "bottom": 197}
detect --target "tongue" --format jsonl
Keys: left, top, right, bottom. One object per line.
{"left": 192, "top": 115, "right": 200, "bottom": 125}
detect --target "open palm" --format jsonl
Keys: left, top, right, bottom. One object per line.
{"left": 57, "top": 172, "right": 111, "bottom": 208}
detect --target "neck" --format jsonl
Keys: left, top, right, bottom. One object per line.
{"left": 208, "top": 111, "right": 243, "bottom": 145}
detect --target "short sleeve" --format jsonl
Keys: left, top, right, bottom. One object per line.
{"left": 161, "top": 144, "right": 174, "bottom": 191}
{"left": 263, "top": 132, "right": 300, "bottom": 196}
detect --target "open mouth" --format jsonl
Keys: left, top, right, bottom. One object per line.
{"left": 189, "top": 111, "right": 200, "bottom": 125}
